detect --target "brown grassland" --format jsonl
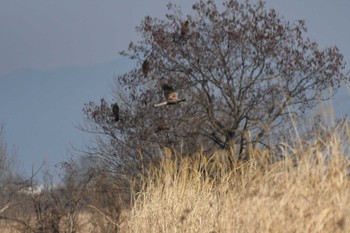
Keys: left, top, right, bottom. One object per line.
{"left": 2, "top": 119, "right": 350, "bottom": 232}
{"left": 121, "top": 121, "right": 350, "bottom": 233}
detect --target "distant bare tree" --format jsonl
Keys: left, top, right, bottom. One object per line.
{"left": 0, "top": 126, "right": 27, "bottom": 214}
{"left": 0, "top": 126, "right": 13, "bottom": 215}
{"left": 82, "top": 0, "right": 348, "bottom": 180}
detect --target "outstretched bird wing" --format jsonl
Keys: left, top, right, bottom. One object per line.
{"left": 153, "top": 101, "right": 168, "bottom": 107}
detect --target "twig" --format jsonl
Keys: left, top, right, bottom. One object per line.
{"left": 87, "top": 204, "right": 121, "bottom": 228}
{"left": 0, "top": 203, "right": 10, "bottom": 214}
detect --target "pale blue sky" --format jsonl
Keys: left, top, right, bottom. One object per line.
{"left": 0, "top": 0, "right": 196, "bottom": 76}
{"left": 2, "top": 1, "right": 349, "bottom": 74}
{"left": 0, "top": 0, "right": 350, "bottom": 175}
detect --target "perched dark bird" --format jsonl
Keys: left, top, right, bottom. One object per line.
{"left": 156, "top": 124, "right": 171, "bottom": 133}
{"left": 180, "top": 20, "right": 190, "bottom": 39}
{"left": 142, "top": 59, "right": 150, "bottom": 77}
{"left": 112, "top": 103, "right": 119, "bottom": 122}
{"left": 153, "top": 83, "right": 186, "bottom": 107}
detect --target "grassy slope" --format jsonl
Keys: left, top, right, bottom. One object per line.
{"left": 122, "top": 122, "right": 350, "bottom": 233}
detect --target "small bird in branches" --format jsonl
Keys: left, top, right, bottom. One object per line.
{"left": 142, "top": 59, "right": 150, "bottom": 77}
{"left": 112, "top": 102, "right": 119, "bottom": 122}
{"left": 153, "top": 83, "right": 186, "bottom": 107}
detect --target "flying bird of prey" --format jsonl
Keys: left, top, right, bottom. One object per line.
{"left": 142, "top": 59, "right": 150, "bottom": 77}
{"left": 112, "top": 103, "right": 119, "bottom": 122}
{"left": 153, "top": 83, "right": 186, "bottom": 107}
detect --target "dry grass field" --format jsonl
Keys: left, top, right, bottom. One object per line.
{"left": 2, "top": 120, "right": 350, "bottom": 233}
{"left": 121, "top": 121, "right": 350, "bottom": 233}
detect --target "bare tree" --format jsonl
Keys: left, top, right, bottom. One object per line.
{"left": 0, "top": 126, "right": 30, "bottom": 231}
{"left": 82, "top": 0, "right": 348, "bottom": 180}
{"left": 10, "top": 160, "right": 95, "bottom": 233}
{"left": 0, "top": 126, "right": 14, "bottom": 215}
{"left": 0, "top": 127, "right": 26, "bottom": 211}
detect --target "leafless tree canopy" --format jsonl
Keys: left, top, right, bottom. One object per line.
{"left": 0, "top": 126, "right": 26, "bottom": 215}
{"left": 83, "top": 0, "right": 348, "bottom": 177}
